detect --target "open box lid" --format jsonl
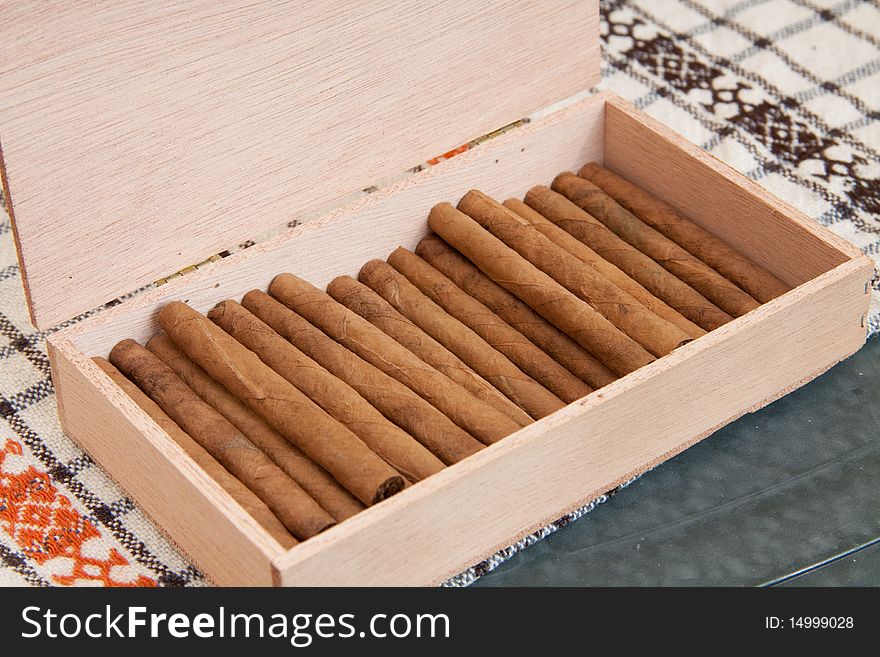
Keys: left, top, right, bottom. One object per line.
{"left": 0, "top": 1, "right": 600, "bottom": 329}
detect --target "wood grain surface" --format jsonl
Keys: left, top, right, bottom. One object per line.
{"left": 48, "top": 93, "right": 872, "bottom": 585}
{"left": 0, "top": 0, "right": 600, "bottom": 328}
{"left": 48, "top": 339, "right": 286, "bottom": 586}
{"left": 604, "top": 98, "right": 860, "bottom": 285}
{"left": 270, "top": 257, "right": 872, "bottom": 585}
{"left": 60, "top": 93, "right": 608, "bottom": 356}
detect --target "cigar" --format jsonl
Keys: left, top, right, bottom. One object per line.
{"left": 426, "top": 202, "right": 655, "bottom": 376}
{"left": 416, "top": 235, "right": 618, "bottom": 390}
{"left": 326, "top": 275, "right": 532, "bottom": 426}
{"left": 207, "top": 300, "right": 444, "bottom": 483}
{"left": 241, "top": 290, "right": 484, "bottom": 465}
{"left": 93, "top": 357, "right": 298, "bottom": 549}
{"left": 108, "top": 339, "right": 336, "bottom": 540}
{"left": 458, "top": 191, "right": 692, "bottom": 358}
{"left": 552, "top": 172, "right": 760, "bottom": 318}
{"left": 145, "top": 334, "right": 364, "bottom": 521}
{"left": 502, "top": 199, "right": 704, "bottom": 340}
{"left": 524, "top": 185, "right": 733, "bottom": 331}
{"left": 387, "top": 247, "right": 593, "bottom": 403}
{"left": 579, "top": 163, "right": 791, "bottom": 303}
{"left": 268, "top": 273, "right": 523, "bottom": 444}
{"left": 353, "top": 263, "right": 565, "bottom": 419}
{"left": 157, "top": 301, "right": 405, "bottom": 506}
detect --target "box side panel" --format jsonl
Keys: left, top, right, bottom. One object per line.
{"left": 273, "top": 257, "right": 872, "bottom": 585}
{"left": 603, "top": 98, "right": 858, "bottom": 288}
{"left": 49, "top": 338, "right": 282, "bottom": 586}
{"left": 63, "top": 94, "right": 607, "bottom": 356}
{"left": 0, "top": 0, "right": 600, "bottom": 329}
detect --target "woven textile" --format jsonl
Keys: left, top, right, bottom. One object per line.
{"left": 1, "top": 0, "right": 878, "bottom": 587}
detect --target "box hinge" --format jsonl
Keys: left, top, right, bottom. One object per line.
{"left": 155, "top": 254, "right": 224, "bottom": 288}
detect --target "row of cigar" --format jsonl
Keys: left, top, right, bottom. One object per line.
{"left": 95, "top": 162, "right": 791, "bottom": 548}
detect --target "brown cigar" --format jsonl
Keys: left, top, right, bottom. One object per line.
{"left": 502, "top": 199, "right": 704, "bottom": 340}
{"left": 207, "top": 300, "right": 444, "bottom": 483}
{"left": 241, "top": 290, "right": 484, "bottom": 464}
{"left": 108, "top": 339, "right": 335, "bottom": 540}
{"left": 427, "top": 202, "right": 654, "bottom": 376}
{"left": 326, "top": 275, "right": 532, "bottom": 426}
{"left": 268, "top": 273, "right": 522, "bottom": 445}
{"left": 458, "top": 190, "right": 692, "bottom": 358}
{"left": 524, "top": 185, "right": 733, "bottom": 331}
{"left": 93, "top": 357, "right": 298, "bottom": 549}
{"left": 552, "top": 173, "right": 760, "bottom": 318}
{"left": 353, "top": 263, "right": 565, "bottom": 419}
{"left": 145, "top": 334, "right": 364, "bottom": 521}
{"left": 387, "top": 247, "right": 593, "bottom": 403}
{"left": 157, "top": 301, "right": 405, "bottom": 506}
{"left": 416, "top": 235, "right": 617, "bottom": 390}
{"left": 579, "top": 163, "right": 791, "bottom": 303}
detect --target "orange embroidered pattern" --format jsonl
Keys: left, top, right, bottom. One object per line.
{"left": 426, "top": 144, "right": 470, "bottom": 166}
{"left": 0, "top": 439, "right": 156, "bottom": 587}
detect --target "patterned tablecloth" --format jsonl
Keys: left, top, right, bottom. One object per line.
{"left": 1, "top": 0, "right": 878, "bottom": 587}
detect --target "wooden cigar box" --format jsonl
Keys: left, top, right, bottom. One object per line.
{"left": 1, "top": 1, "right": 873, "bottom": 586}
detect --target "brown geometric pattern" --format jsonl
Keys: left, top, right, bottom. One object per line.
{"left": 1, "top": 0, "right": 878, "bottom": 587}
